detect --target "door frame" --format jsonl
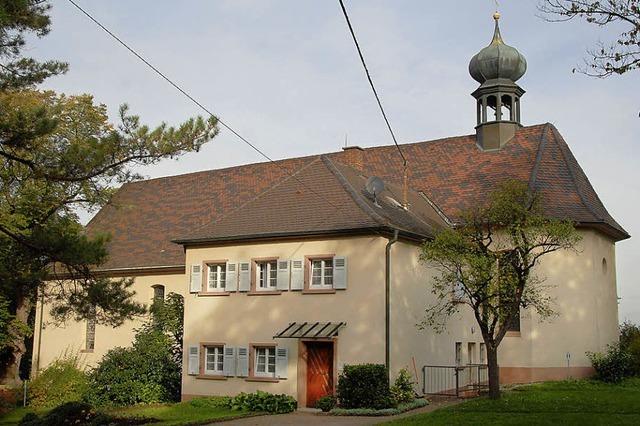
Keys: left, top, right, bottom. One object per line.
{"left": 296, "top": 338, "right": 338, "bottom": 408}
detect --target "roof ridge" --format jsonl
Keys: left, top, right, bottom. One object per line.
{"left": 548, "top": 125, "right": 601, "bottom": 222}
{"left": 181, "top": 156, "right": 323, "bottom": 238}
{"left": 528, "top": 122, "right": 551, "bottom": 191}
{"left": 320, "top": 156, "right": 390, "bottom": 228}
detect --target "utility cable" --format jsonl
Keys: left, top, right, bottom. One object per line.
{"left": 337, "top": 0, "right": 408, "bottom": 167}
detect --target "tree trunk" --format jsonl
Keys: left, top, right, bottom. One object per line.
{"left": 0, "top": 296, "right": 32, "bottom": 386}
{"left": 487, "top": 344, "right": 500, "bottom": 399}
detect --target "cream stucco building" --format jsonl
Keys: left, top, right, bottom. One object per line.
{"left": 32, "top": 14, "right": 628, "bottom": 406}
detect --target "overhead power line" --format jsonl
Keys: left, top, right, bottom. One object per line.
{"left": 65, "top": 0, "right": 348, "bottom": 215}
{"left": 337, "top": 0, "right": 407, "bottom": 167}
{"left": 66, "top": 0, "right": 271, "bottom": 163}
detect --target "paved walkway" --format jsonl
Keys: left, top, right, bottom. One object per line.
{"left": 217, "top": 398, "right": 460, "bottom": 425}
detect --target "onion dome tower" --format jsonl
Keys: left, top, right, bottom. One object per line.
{"left": 469, "top": 12, "right": 527, "bottom": 150}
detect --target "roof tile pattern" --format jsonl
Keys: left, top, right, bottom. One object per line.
{"left": 175, "top": 156, "right": 446, "bottom": 243}
{"left": 86, "top": 123, "right": 628, "bottom": 270}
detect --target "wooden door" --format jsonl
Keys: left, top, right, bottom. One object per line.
{"left": 306, "top": 341, "right": 333, "bottom": 408}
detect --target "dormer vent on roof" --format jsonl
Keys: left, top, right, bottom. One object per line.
{"left": 469, "top": 12, "right": 527, "bottom": 151}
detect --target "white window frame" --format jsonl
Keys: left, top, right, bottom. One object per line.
{"left": 257, "top": 261, "right": 277, "bottom": 291}
{"left": 254, "top": 346, "right": 276, "bottom": 377}
{"left": 310, "top": 258, "right": 334, "bottom": 289}
{"left": 207, "top": 263, "right": 226, "bottom": 292}
{"left": 204, "top": 345, "right": 224, "bottom": 375}
{"left": 479, "top": 343, "right": 486, "bottom": 364}
{"left": 455, "top": 342, "right": 462, "bottom": 366}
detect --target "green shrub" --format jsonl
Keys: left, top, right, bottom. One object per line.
{"left": 228, "top": 391, "right": 297, "bottom": 414}
{"left": 587, "top": 343, "right": 633, "bottom": 383}
{"left": 85, "top": 295, "right": 184, "bottom": 407}
{"left": 336, "top": 364, "right": 394, "bottom": 409}
{"left": 315, "top": 395, "right": 337, "bottom": 412}
{"left": 330, "top": 398, "right": 427, "bottom": 416}
{"left": 84, "top": 331, "right": 180, "bottom": 406}
{"left": 620, "top": 321, "right": 640, "bottom": 376}
{"left": 188, "top": 396, "right": 232, "bottom": 409}
{"left": 18, "top": 401, "right": 150, "bottom": 426}
{"left": 19, "top": 401, "right": 94, "bottom": 425}
{"left": 390, "top": 368, "right": 415, "bottom": 405}
{"left": 27, "top": 353, "right": 88, "bottom": 409}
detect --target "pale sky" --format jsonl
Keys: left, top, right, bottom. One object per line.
{"left": 35, "top": 1, "right": 638, "bottom": 322}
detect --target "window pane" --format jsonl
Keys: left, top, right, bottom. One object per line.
{"left": 259, "top": 263, "right": 266, "bottom": 288}
{"left": 153, "top": 285, "right": 165, "bottom": 300}
{"left": 219, "top": 265, "right": 226, "bottom": 288}
{"left": 269, "top": 262, "right": 277, "bottom": 287}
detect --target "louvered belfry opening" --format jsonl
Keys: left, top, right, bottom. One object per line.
{"left": 469, "top": 12, "right": 527, "bottom": 150}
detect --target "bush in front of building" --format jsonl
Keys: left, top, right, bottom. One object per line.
{"left": 27, "top": 353, "right": 88, "bottom": 409}
{"left": 314, "top": 395, "right": 337, "bottom": 412}
{"left": 84, "top": 329, "right": 180, "bottom": 407}
{"left": 620, "top": 321, "right": 640, "bottom": 376}
{"left": 587, "top": 343, "right": 633, "bottom": 383}
{"left": 336, "top": 364, "right": 394, "bottom": 409}
{"left": 228, "top": 391, "right": 297, "bottom": 414}
{"left": 390, "top": 368, "right": 416, "bottom": 405}
{"left": 330, "top": 398, "right": 428, "bottom": 416}
{"left": 84, "top": 294, "right": 183, "bottom": 407}
{"left": 18, "top": 401, "right": 151, "bottom": 426}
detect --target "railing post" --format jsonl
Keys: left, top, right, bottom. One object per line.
{"left": 422, "top": 366, "right": 426, "bottom": 395}
{"left": 455, "top": 367, "right": 460, "bottom": 398}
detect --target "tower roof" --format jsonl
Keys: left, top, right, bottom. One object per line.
{"left": 469, "top": 12, "right": 527, "bottom": 84}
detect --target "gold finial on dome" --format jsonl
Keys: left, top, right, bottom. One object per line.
{"left": 493, "top": 11, "right": 501, "bottom": 21}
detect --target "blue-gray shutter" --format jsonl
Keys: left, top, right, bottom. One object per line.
{"left": 276, "top": 347, "right": 289, "bottom": 379}
{"left": 333, "top": 256, "right": 347, "bottom": 289}
{"left": 190, "top": 265, "right": 202, "bottom": 293}
{"left": 238, "top": 262, "right": 251, "bottom": 292}
{"left": 226, "top": 262, "right": 238, "bottom": 292}
{"left": 223, "top": 346, "right": 236, "bottom": 377}
{"left": 237, "top": 346, "right": 249, "bottom": 377}
{"left": 187, "top": 344, "right": 199, "bottom": 375}
{"left": 276, "top": 260, "right": 290, "bottom": 291}
{"left": 290, "top": 260, "right": 304, "bottom": 290}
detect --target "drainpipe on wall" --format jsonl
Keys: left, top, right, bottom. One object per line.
{"left": 385, "top": 229, "right": 399, "bottom": 377}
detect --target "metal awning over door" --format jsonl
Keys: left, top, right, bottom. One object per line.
{"left": 273, "top": 322, "right": 345, "bottom": 339}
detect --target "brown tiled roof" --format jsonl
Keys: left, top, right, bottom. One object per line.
{"left": 173, "top": 156, "right": 447, "bottom": 244}
{"left": 86, "top": 123, "right": 628, "bottom": 270}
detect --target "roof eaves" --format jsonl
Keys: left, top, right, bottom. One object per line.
{"left": 173, "top": 227, "right": 402, "bottom": 246}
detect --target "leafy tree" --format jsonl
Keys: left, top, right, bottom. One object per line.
{"left": 419, "top": 180, "right": 581, "bottom": 399}
{"left": 538, "top": 1, "right": 640, "bottom": 77}
{"left": 0, "top": 1, "right": 219, "bottom": 384}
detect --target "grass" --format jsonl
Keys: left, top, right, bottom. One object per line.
{"left": 386, "top": 378, "right": 640, "bottom": 425}
{"left": 0, "top": 398, "right": 255, "bottom": 426}
{"left": 105, "top": 401, "right": 254, "bottom": 425}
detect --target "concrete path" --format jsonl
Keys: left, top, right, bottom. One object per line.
{"left": 216, "top": 398, "right": 460, "bottom": 425}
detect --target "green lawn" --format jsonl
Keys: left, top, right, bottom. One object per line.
{"left": 0, "top": 399, "right": 256, "bottom": 426}
{"left": 105, "top": 402, "right": 254, "bottom": 425}
{"left": 386, "top": 378, "right": 640, "bottom": 425}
